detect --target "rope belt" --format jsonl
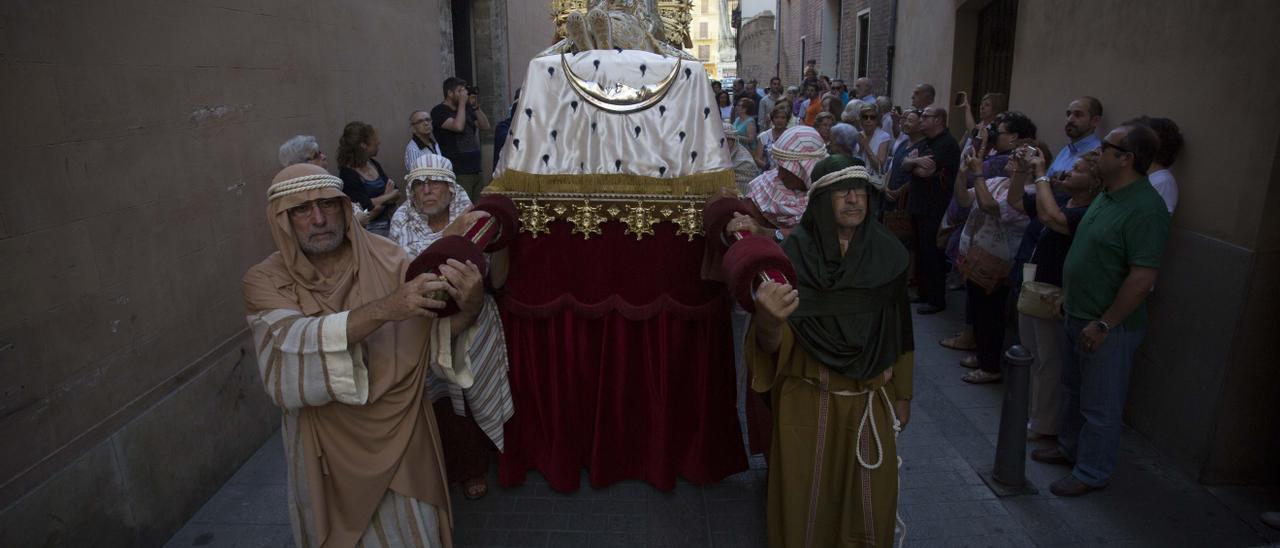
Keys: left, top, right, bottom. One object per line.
{"left": 801, "top": 370, "right": 908, "bottom": 548}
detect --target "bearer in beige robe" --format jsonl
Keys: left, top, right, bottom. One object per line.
{"left": 242, "top": 163, "right": 485, "bottom": 548}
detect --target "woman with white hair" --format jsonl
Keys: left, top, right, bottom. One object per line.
{"left": 277, "top": 135, "right": 327, "bottom": 168}
{"left": 389, "top": 153, "right": 514, "bottom": 501}
{"left": 278, "top": 134, "right": 369, "bottom": 225}
{"left": 828, "top": 123, "right": 860, "bottom": 157}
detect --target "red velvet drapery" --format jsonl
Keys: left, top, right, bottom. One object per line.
{"left": 497, "top": 218, "right": 748, "bottom": 492}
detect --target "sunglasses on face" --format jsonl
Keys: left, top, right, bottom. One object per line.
{"left": 1099, "top": 141, "right": 1131, "bottom": 155}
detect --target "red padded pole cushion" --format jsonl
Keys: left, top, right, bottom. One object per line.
{"left": 721, "top": 234, "right": 796, "bottom": 313}
{"left": 473, "top": 194, "right": 519, "bottom": 252}
{"left": 404, "top": 235, "right": 487, "bottom": 317}
{"left": 701, "top": 197, "right": 753, "bottom": 254}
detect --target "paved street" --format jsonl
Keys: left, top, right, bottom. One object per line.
{"left": 166, "top": 290, "right": 1280, "bottom": 547}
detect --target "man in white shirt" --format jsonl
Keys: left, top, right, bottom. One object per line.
{"left": 404, "top": 110, "right": 441, "bottom": 173}
{"left": 1132, "top": 116, "right": 1183, "bottom": 214}
{"left": 854, "top": 77, "right": 876, "bottom": 103}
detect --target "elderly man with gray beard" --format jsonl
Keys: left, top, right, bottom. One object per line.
{"left": 242, "top": 162, "right": 486, "bottom": 547}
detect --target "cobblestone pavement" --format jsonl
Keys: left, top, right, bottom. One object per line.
{"left": 167, "top": 290, "right": 1280, "bottom": 547}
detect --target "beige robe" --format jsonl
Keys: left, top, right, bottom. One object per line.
{"left": 747, "top": 323, "right": 913, "bottom": 548}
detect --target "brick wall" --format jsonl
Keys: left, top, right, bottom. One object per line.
{"left": 0, "top": 0, "right": 448, "bottom": 543}
{"left": 776, "top": 0, "right": 893, "bottom": 96}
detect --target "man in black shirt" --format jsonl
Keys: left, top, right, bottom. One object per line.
{"left": 901, "top": 105, "right": 960, "bottom": 314}
{"left": 431, "top": 77, "right": 490, "bottom": 202}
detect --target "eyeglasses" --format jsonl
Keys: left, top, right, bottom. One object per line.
{"left": 1099, "top": 141, "right": 1131, "bottom": 155}
{"left": 287, "top": 198, "right": 344, "bottom": 219}
{"left": 831, "top": 188, "right": 868, "bottom": 200}
{"left": 411, "top": 118, "right": 430, "bottom": 126}
{"left": 860, "top": 114, "right": 879, "bottom": 121}
{"left": 920, "top": 113, "right": 941, "bottom": 119}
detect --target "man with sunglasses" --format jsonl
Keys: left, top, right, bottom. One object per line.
{"left": 901, "top": 106, "right": 961, "bottom": 315}
{"left": 1033, "top": 123, "right": 1169, "bottom": 497}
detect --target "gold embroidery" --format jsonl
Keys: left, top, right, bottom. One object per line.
{"left": 672, "top": 203, "right": 703, "bottom": 241}
{"left": 620, "top": 203, "right": 658, "bottom": 240}
{"left": 518, "top": 199, "right": 553, "bottom": 238}
{"left": 566, "top": 201, "right": 608, "bottom": 238}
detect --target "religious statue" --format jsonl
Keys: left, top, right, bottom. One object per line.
{"left": 543, "top": 0, "right": 696, "bottom": 59}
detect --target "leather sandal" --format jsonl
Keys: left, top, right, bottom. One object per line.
{"left": 959, "top": 354, "right": 979, "bottom": 369}
{"left": 463, "top": 477, "right": 488, "bottom": 500}
{"left": 940, "top": 332, "right": 977, "bottom": 351}
{"left": 961, "top": 369, "right": 1002, "bottom": 384}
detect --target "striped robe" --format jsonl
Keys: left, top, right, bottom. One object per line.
{"left": 426, "top": 295, "right": 515, "bottom": 450}
{"left": 248, "top": 309, "right": 456, "bottom": 548}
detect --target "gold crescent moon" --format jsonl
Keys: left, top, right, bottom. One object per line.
{"left": 561, "top": 53, "right": 681, "bottom": 114}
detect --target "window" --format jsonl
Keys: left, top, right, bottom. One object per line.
{"left": 698, "top": 45, "right": 711, "bottom": 61}
{"left": 701, "top": 0, "right": 709, "bottom": 14}
{"left": 699, "top": 21, "right": 708, "bottom": 39}
{"left": 856, "top": 11, "right": 870, "bottom": 78}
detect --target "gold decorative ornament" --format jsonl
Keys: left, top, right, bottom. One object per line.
{"left": 561, "top": 53, "right": 681, "bottom": 114}
{"left": 620, "top": 203, "right": 658, "bottom": 240}
{"left": 553, "top": 203, "right": 569, "bottom": 216}
{"left": 518, "top": 199, "right": 553, "bottom": 238}
{"left": 672, "top": 203, "right": 703, "bottom": 241}
{"left": 548, "top": 0, "right": 694, "bottom": 57}
{"left": 567, "top": 201, "right": 609, "bottom": 238}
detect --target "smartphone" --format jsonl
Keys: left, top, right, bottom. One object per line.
{"left": 893, "top": 106, "right": 902, "bottom": 115}
{"left": 954, "top": 92, "right": 966, "bottom": 107}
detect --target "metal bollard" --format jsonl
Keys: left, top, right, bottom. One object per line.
{"left": 982, "top": 345, "right": 1037, "bottom": 496}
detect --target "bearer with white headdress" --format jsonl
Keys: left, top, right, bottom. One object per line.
{"left": 389, "top": 153, "right": 515, "bottom": 501}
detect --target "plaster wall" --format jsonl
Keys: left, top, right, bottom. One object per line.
{"left": 0, "top": 0, "right": 447, "bottom": 541}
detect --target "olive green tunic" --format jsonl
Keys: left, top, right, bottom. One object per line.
{"left": 747, "top": 323, "right": 913, "bottom": 548}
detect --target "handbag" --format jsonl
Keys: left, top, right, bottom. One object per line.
{"left": 884, "top": 209, "right": 914, "bottom": 241}
{"left": 882, "top": 182, "right": 913, "bottom": 241}
{"left": 959, "top": 187, "right": 1013, "bottom": 294}
{"left": 1018, "top": 280, "right": 1064, "bottom": 320}
{"left": 1016, "top": 237, "right": 1064, "bottom": 320}
{"left": 960, "top": 244, "right": 1011, "bottom": 294}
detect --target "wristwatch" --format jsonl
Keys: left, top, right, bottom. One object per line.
{"left": 1034, "top": 176, "right": 1052, "bottom": 185}
{"left": 1095, "top": 320, "right": 1111, "bottom": 333}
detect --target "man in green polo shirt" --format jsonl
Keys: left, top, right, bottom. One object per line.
{"left": 1031, "top": 122, "right": 1169, "bottom": 497}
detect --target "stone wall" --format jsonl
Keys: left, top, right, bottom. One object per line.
{"left": 737, "top": 12, "right": 778, "bottom": 83}
{"left": 0, "top": 0, "right": 447, "bottom": 543}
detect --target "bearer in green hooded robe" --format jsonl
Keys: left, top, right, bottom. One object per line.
{"left": 747, "top": 155, "right": 915, "bottom": 548}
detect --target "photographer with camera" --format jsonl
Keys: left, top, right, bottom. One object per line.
{"left": 949, "top": 112, "right": 1035, "bottom": 384}
{"left": 956, "top": 91, "right": 1008, "bottom": 160}
{"left": 1007, "top": 146, "right": 1099, "bottom": 440}
{"left": 431, "top": 78, "right": 491, "bottom": 202}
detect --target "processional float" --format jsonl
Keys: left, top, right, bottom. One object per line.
{"left": 410, "top": 0, "right": 792, "bottom": 491}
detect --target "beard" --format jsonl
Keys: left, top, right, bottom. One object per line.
{"left": 422, "top": 202, "right": 449, "bottom": 217}
{"left": 299, "top": 216, "right": 347, "bottom": 256}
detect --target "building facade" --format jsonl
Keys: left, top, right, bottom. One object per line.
{"left": 685, "top": 0, "right": 739, "bottom": 78}
{"left": 770, "top": 0, "right": 894, "bottom": 94}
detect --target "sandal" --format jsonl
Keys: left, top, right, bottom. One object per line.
{"left": 961, "top": 370, "right": 1003, "bottom": 384}
{"left": 959, "top": 354, "right": 979, "bottom": 369}
{"left": 940, "top": 332, "right": 977, "bottom": 351}
{"left": 463, "top": 477, "right": 488, "bottom": 500}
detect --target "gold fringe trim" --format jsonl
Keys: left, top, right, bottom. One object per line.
{"left": 488, "top": 169, "right": 735, "bottom": 197}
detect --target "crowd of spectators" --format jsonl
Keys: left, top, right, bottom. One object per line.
{"left": 725, "top": 65, "right": 1183, "bottom": 497}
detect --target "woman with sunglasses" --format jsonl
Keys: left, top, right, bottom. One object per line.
{"left": 852, "top": 103, "right": 892, "bottom": 173}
